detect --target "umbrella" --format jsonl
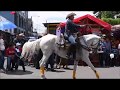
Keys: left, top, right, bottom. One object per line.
{"left": 0, "top": 15, "right": 17, "bottom": 30}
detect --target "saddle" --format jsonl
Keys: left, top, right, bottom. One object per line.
{"left": 57, "top": 39, "right": 70, "bottom": 50}
{"left": 56, "top": 33, "right": 69, "bottom": 50}
{"left": 56, "top": 32, "right": 81, "bottom": 50}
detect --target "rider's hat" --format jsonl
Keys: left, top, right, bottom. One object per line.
{"left": 66, "top": 13, "right": 76, "bottom": 19}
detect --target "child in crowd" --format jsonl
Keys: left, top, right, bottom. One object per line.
{"left": 5, "top": 43, "right": 16, "bottom": 71}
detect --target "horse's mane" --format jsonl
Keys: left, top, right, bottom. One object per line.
{"left": 82, "top": 34, "right": 101, "bottom": 41}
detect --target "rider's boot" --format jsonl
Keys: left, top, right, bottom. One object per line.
{"left": 72, "top": 43, "right": 76, "bottom": 60}
{"left": 66, "top": 44, "right": 73, "bottom": 59}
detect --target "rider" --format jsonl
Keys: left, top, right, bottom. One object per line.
{"left": 65, "top": 13, "right": 86, "bottom": 59}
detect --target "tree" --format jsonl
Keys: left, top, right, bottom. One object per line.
{"left": 101, "top": 11, "right": 113, "bottom": 18}
{"left": 93, "top": 11, "right": 102, "bottom": 18}
{"left": 93, "top": 11, "right": 120, "bottom": 18}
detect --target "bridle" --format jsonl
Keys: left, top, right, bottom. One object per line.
{"left": 91, "top": 39, "right": 100, "bottom": 53}
{"left": 80, "top": 36, "right": 100, "bottom": 53}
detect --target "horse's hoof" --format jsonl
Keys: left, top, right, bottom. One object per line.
{"left": 41, "top": 75, "right": 47, "bottom": 79}
{"left": 95, "top": 71, "right": 100, "bottom": 79}
{"left": 96, "top": 74, "right": 99, "bottom": 79}
{"left": 73, "top": 77, "right": 76, "bottom": 79}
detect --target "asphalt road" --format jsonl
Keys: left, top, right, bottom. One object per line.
{"left": 0, "top": 65, "right": 120, "bottom": 79}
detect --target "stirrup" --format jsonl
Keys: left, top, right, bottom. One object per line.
{"left": 66, "top": 55, "right": 72, "bottom": 59}
{"left": 66, "top": 55, "right": 70, "bottom": 59}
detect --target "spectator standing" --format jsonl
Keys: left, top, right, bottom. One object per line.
{"left": 110, "top": 44, "right": 119, "bottom": 67}
{"left": 0, "top": 34, "right": 5, "bottom": 72}
{"left": 103, "top": 37, "right": 111, "bottom": 67}
{"left": 99, "top": 38, "right": 105, "bottom": 67}
{"left": 13, "top": 33, "right": 27, "bottom": 47}
{"left": 14, "top": 43, "right": 25, "bottom": 72}
{"left": 118, "top": 40, "right": 120, "bottom": 66}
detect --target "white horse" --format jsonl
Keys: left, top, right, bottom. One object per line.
{"left": 40, "top": 34, "right": 100, "bottom": 79}
{"left": 21, "top": 39, "right": 41, "bottom": 61}
{"left": 22, "top": 34, "right": 101, "bottom": 79}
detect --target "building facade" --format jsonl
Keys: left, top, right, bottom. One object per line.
{"left": 25, "top": 17, "right": 33, "bottom": 36}
{"left": 43, "top": 23, "right": 60, "bottom": 35}
{"left": 0, "top": 11, "right": 33, "bottom": 36}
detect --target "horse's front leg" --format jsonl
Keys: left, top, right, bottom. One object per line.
{"left": 94, "top": 70, "right": 99, "bottom": 79}
{"left": 82, "top": 55, "right": 99, "bottom": 79}
{"left": 72, "top": 60, "right": 78, "bottom": 79}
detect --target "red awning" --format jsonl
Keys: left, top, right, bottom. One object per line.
{"left": 59, "top": 14, "right": 112, "bottom": 30}
{"left": 59, "top": 22, "right": 66, "bottom": 28}
{"left": 74, "top": 14, "right": 111, "bottom": 30}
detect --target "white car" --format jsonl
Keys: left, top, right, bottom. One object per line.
{"left": 28, "top": 39, "right": 37, "bottom": 42}
{"left": 28, "top": 37, "right": 37, "bottom": 42}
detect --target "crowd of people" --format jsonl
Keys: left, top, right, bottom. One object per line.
{"left": 0, "top": 32, "right": 57, "bottom": 73}
{"left": 0, "top": 33, "right": 27, "bottom": 73}
{"left": 99, "top": 36, "right": 120, "bottom": 67}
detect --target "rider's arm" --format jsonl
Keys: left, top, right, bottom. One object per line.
{"left": 70, "top": 21, "right": 86, "bottom": 28}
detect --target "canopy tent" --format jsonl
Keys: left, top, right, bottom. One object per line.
{"left": 0, "top": 15, "right": 17, "bottom": 31}
{"left": 73, "top": 14, "right": 111, "bottom": 30}
{"left": 59, "top": 14, "right": 112, "bottom": 35}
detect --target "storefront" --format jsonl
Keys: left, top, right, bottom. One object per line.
{"left": 43, "top": 23, "right": 60, "bottom": 35}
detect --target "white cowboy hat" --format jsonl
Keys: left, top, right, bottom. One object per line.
{"left": 16, "top": 43, "right": 21, "bottom": 46}
{"left": 66, "top": 13, "right": 76, "bottom": 19}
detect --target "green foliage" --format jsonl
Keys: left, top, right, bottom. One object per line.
{"left": 101, "top": 11, "right": 114, "bottom": 18}
{"left": 101, "top": 18, "right": 120, "bottom": 25}
{"left": 93, "top": 11, "right": 120, "bottom": 18}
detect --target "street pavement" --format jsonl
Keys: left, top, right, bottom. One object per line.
{"left": 0, "top": 65, "right": 120, "bottom": 79}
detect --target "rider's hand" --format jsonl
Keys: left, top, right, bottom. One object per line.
{"left": 80, "top": 25, "right": 86, "bottom": 27}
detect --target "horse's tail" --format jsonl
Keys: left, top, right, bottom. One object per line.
{"left": 21, "top": 42, "right": 30, "bottom": 60}
{"left": 34, "top": 38, "right": 42, "bottom": 52}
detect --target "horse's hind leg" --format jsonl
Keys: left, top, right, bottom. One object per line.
{"left": 39, "top": 54, "right": 51, "bottom": 79}
{"left": 58, "top": 58, "right": 62, "bottom": 69}
{"left": 72, "top": 60, "right": 78, "bottom": 79}
{"left": 82, "top": 56, "right": 99, "bottom": 79}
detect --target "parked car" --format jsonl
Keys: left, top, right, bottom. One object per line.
{"left": 28, "top": 37, "right": 37, "bottom": 42}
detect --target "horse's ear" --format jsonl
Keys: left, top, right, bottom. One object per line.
{"left": 98, "top": 37, "right": 101, "bottom": 39}
{"left": 97, "top": 36, "right": 101, "bottom": 39}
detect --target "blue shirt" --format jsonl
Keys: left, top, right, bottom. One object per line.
{"left": 101, "top": 41, "right": 111, "bottom": 53}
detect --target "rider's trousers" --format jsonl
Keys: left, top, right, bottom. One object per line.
{"left": 67, "top": 34, "right": 77, "bottom": 59}
{"left": 68, "top": 35, "right": 77, "bottom": 44}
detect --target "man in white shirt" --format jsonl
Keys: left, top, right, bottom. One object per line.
{"left": 0, "top": 34, "right": 5, "bottom": 72}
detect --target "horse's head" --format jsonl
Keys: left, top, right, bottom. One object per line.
{"left": 82, "top": 34, "right": 101, "bottom": 53}
{"left": 89, "top": 35, "right": 101, "bottom": 54}
{"left": 91, "top": 38, "right": 100, "bottom": 53}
